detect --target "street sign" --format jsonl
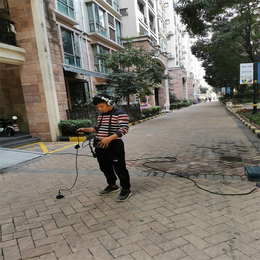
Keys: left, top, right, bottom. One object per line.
{"left": 240, "top": 63, "right": 253, "bottom": 84}
{"left": 226, "top": 87, "right": 230, "bottom": 94}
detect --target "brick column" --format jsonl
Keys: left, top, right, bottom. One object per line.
{"left": 8, "top": 0, "right": 67, "bottom": 141}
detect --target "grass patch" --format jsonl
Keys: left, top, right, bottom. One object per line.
{"left": 240, "top": 110, "right": 260, "bottom": 126}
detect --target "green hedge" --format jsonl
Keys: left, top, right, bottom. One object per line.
{"left": 170, "top": 102, "right": 191, "bottom": 110}
{"left": 58, "top": 119, "right": 92, "bottom": 136}
{"left": 142, "top": 106, "right": 162, "bottom": 117}
{"left": 240, "top": 110, "right": 260, "bottom": 126}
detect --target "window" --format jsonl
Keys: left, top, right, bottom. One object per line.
{"left": 95, "top": 4, "right": 106, "bottom": 36}
{"left": 96, "top": 85, "right": 114, "bottom": 97}
{"left": 87, "top": 3, "right": 107, "bottom": 37}
{"left": 113, "top": 0, "right": 119, "bottom": 12}
{"left": 61, "top": 28, "right": 81, "bottom": 67}
{"left": 92, "top": 45, "right": 110, "bottom": 74}
{"left": 108, "top": 13, "right": 114, "bottom": 27}
{"left": 57, "top": 0, "right": 75, "bottom": 19}
{"left": 165, "top": 19, "right": 170, "bottom": 25}
{"left": 106, "top": 0, "right": 119, "bottom": 12}
{"left": 87, "top": 4, "right": 95, "bottom": 32}
{"left": 87, "top": 3, "right": 121, "bottom": 45}
{"left": 115, "top": 21, "right": 122, "bottom": 45}
{"left": 109, "top": 28, "right": 116, "bottom": 42}
{"left": 68, "top": 81, "right": 90, "bottom": 109}
{"left": 138, "top": 1, "right": 144, "bottom": 14}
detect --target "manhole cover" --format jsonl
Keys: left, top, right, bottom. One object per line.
{"left": 220, "top": 156, "right": 243, "bottom": 162}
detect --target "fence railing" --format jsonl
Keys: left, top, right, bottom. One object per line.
{"left": 0, "top": 18, "right": 17, "bottom": 46}
{"left": 66, "top": 104, "right": 142, "bottom": 124}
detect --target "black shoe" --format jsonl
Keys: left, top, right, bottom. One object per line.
{"left": 99, "top": 185, "right": 119, "bottom": 196}
{"left": 116, "top": 189, "right": 132, "bottom": 202}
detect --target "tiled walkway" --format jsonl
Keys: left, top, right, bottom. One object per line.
{"left": 0, "top": 101, "right": 259, "bottom": 260}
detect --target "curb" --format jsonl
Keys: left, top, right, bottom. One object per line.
{"left": 59, "top": 136, "right": 87, "bottom": 142}
{"left": 226, "top": 107, "right": 260, "bottom": 139}
{"left": 128, "top": 112, "right": 166, "bottom": 126}
{"left": 59, "top": 112, "right": 167, "bottom": 141}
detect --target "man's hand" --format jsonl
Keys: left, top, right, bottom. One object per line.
{"left": 99, "top": 133, "right": 118, "bottom": 148}
{"left": 76, "top": 128, "right": 85, "bottom": 135}
{"left": 76, "top": 127, "right": 96, "bottom": 135}
{"left": 99, "top": 136, "right": 113, "bottom": 148}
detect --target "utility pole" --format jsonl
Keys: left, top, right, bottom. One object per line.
{"left": 253, "top": 59, "right": 258, "bottom": 114}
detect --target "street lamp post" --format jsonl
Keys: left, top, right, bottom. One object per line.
{"left": 253, "top": 59, "right": 258, "bottom": 114}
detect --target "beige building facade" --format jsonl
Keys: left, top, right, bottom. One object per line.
{"left": 0, "top": 0, "right": 206, "bottom": 142}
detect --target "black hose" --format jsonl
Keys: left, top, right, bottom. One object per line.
{"left": 136, "top": 158, "right": 257, "bottom": 196}
{"left": 53, "top": 138, "right": 258, "bottom": 197}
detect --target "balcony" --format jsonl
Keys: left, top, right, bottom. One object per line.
{"left": 0, "top": 18, "right": 16, "bottom": 46}
{"left": 148, "top": 0, "right": 154, "bottom": 9}
{"left": 0, "top": 19, "right": 25, "bottom": 65}
{"left": 106, "top": 0, "right": 119, "bottom": 12}
{"left": 0, "top": 43, "right": 26, "bottom": 65}
{"left": 85, "top": 0, "right": 121, "bottom": 18}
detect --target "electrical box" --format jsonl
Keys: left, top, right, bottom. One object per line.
{"left": 244, "top": 166, "right": 260, "bottom": 181}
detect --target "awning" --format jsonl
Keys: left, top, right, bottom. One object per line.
{"left": 62, "top": 64, "right": 109, "bottom": 79}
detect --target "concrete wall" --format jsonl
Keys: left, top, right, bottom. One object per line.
{"left": 170, "top": 67, "right": 184, "bottom": 100}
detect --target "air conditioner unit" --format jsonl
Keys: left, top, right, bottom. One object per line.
{"left": 167, "top": 31, "right": 174, "bottom": 36}
{"left": 167, "top": 54, "right": 175, "bottom": 59}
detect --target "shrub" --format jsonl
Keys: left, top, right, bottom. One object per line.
{"left": 128, "top": 115, "right": 138, "bottom": 123}
{"left": 240, "top": 110, "right": 260, "bottom": 126}
{"left": 170, "top": 93, "right": 179, "bottom": 103}
{"left": 142, "top": 106, "right": 162, "bottom": 117}
{"left": 58, "top": 119, "right": 92, "bottom": 136}
{"left": 234, "top": 90, "right": 253, "bottom": 99}
{"left": 219, "top": 97, "right": 226, "bottom": 104}
{"left": 170, "top": 102, "right": 182, "bottom": 109}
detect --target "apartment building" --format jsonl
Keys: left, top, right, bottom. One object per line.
{"left": 120, "top": 0, "right": 204, "bottom": 102}
{"left": 0, "top": 0, "right": 206, "bottom": 142}
{"left": 119, "top": 0, "right": 169, "bottom": 107}
{"left": 0, "top": 0, "right": 124, "bottom": 141}
{"left": 164, "top": 0, "right": 202, "bottom": 100}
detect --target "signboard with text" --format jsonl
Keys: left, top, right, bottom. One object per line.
{"left": 240, "top": 63, "right": 253, "bottom": 84}
{"left": 226, "top": 87, "right": 230, "bottom": 93}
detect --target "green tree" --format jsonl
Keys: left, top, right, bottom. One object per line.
{"left": 95, "top": 38, "right": 169, "bottom": 104}
{"left": 176, "top": 0, "right": 260, "bottom": 93}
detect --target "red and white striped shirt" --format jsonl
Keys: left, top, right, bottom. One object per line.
{"left": 94, "top": 108, "right": 129, "bottom": 139}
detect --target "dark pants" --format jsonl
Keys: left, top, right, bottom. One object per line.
{"left": 95, "top": 140, "right": 131, "bottom": 190}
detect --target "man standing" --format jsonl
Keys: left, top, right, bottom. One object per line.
{"left": 77, "top": 94, "right": 131, "bottom": 202}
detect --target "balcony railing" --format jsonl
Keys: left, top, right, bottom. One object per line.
{"left": 106, "top": 0, "right": 119, "bottom": 12}
{"left": 148, "top": 0, "right": 154, "bottom": 9}
{"left": 0, "top": 18, "right": 16, "bottom": 46}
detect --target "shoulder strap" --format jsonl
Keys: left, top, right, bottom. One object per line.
{"left": 97, "top": 109, "right": 114, "bottom": 136}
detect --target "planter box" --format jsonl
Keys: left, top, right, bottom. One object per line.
{"left": 226, "top": 102, "right": 233, "bottom": 108}
{"left": 232, "top": 104, "right": 243, "bottom": 113}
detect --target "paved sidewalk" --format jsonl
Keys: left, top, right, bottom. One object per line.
{"left": 0, "top": 148, "right": 43, "bottom": 170}
{"left": 0, "top": 101, "right": 260, "bottom": 260}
